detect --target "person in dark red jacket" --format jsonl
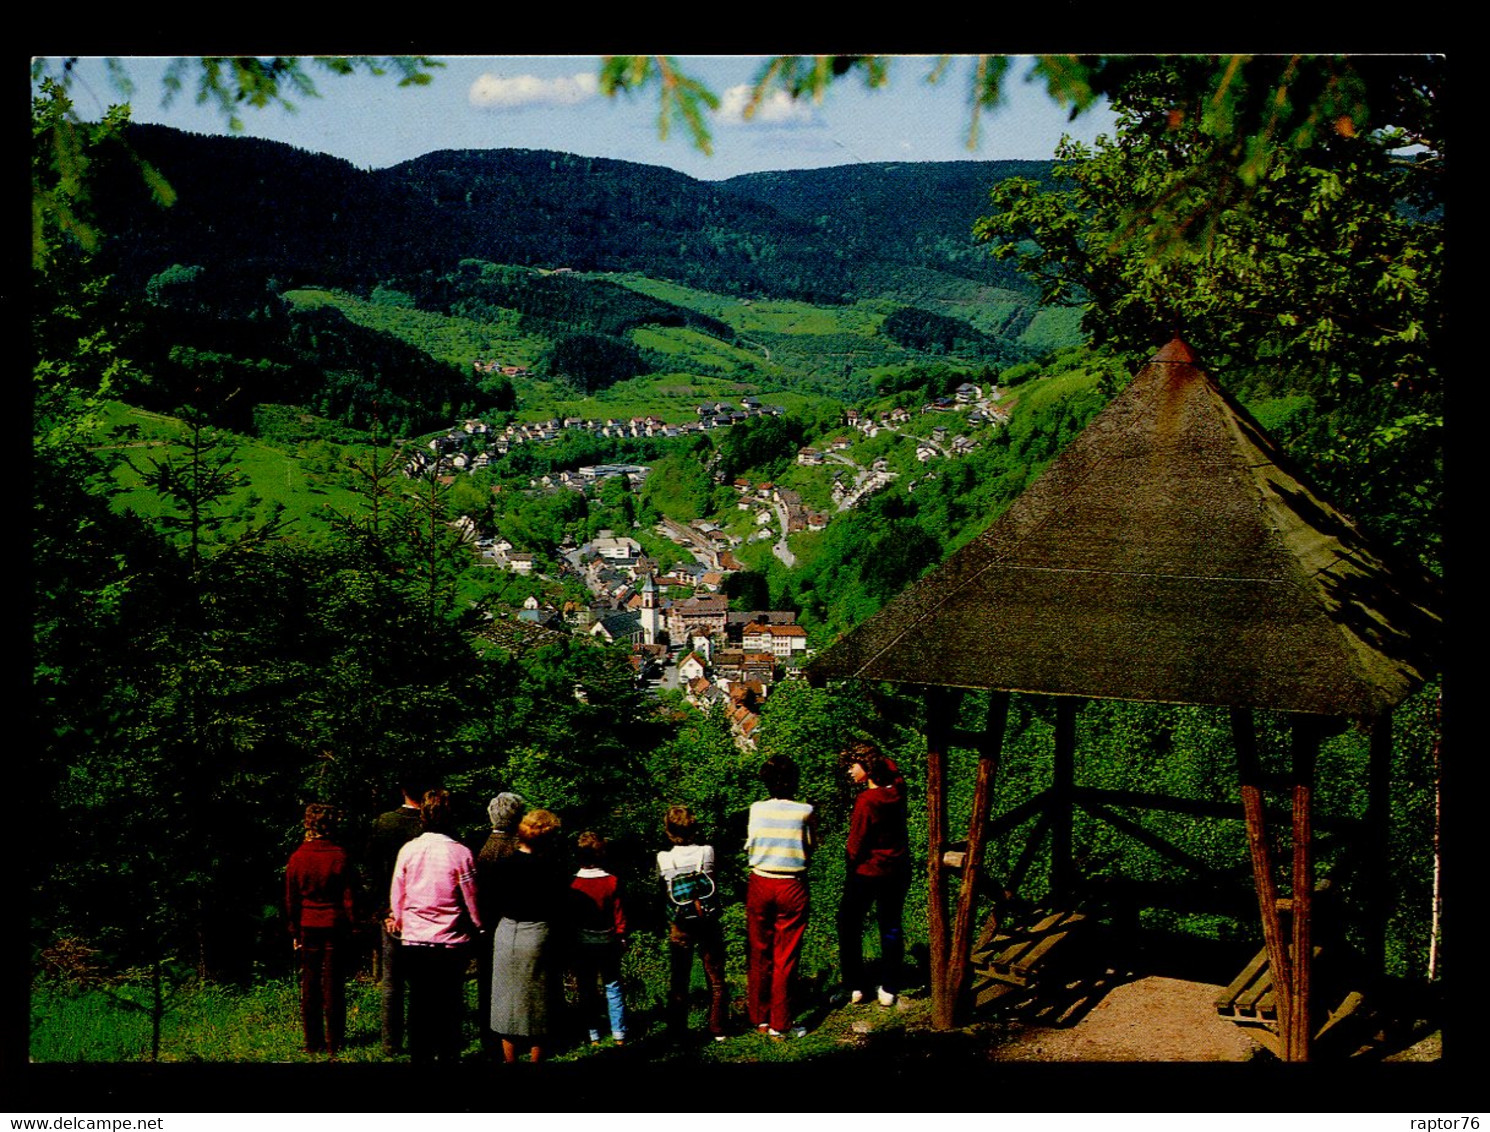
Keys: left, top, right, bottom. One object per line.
{"left": 286, "top": 802, "right": 357, "bottom": 1056}
{"left": 836, "top": 742, "right": 911, "bottom": 1008}
{"left": 569, "top": 830, "right": 629, "bottom": 1045}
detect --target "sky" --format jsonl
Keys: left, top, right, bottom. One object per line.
{"left": 48, "top": 55, "right": 1118, "bottom": 181}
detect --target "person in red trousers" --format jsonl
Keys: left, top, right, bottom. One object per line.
{"left": 285, "top": 802, "right": 356, "bottom": 1057}
{"left": 744, "top": 755, "right": 816, "bottom": 1040}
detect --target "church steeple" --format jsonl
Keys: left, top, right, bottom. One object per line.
{"left": 639, "top": 570, "right": 663, "bottom": 645}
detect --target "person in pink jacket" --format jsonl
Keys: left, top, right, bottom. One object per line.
{"left": 389, "top": 789, "right": 482, "bottom": 1063}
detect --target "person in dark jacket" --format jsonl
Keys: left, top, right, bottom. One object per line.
{"left": 836, "top": 741, "right": 911, "bottom": 1008}
{"left": 286, "top": 802, "right": 357, "bottom": 1057}
{"left": 474, "top": 791, "right": 525, "bottom": 1056}
{"left": 489, "top": 808, "right": 570, "bottom": 1063}
{"left": 366, "top": 780, "right": 427, "bottom": 1056}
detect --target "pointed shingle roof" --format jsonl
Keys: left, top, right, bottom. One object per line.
{"left": 808, "top": 339, "right": 1440, "bottom": 718}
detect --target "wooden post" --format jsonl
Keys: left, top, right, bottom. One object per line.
{"left": 1286, "top": 715, "right": 1322, "bottom": 1061}
{"left": 924, "top": 685, "right": 964, "bottom": 1030}
{"left": 1052, "top": 697, "right": 1079, "bottom": 902}
{"left": 1230, "top": 706, "right": 1293, "bottom": 1032}
{"left": 1364, "top": 713, "right": 1393, "bottom": 979}
{"left": 947, "top": 690, "right": 1011, "bottom": 1024}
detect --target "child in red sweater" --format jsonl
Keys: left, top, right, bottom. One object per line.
{"left": 569, "top": 831, "right": 629, "bottom": 1045}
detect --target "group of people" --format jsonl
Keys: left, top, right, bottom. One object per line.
{"left": 281, "top": 742, "right": 910, "bottom": 1062}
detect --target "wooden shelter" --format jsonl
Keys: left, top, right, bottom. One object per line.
{"left": 807, "top": 338, "right": 1441, "bottom": 1060}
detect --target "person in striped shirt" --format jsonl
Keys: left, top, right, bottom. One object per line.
{"left": 744, "top": 754, "right": 816, "bottom": 1038}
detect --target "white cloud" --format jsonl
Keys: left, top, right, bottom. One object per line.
{"left": 469, "top": 72, "right": 599, "bottom": 110}
{"left": 716, "top": 84, "right": 817, "bottom": 127}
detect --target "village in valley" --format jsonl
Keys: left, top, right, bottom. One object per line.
{"left": 407, "top": 376, "right": 1014, "bottom": 744}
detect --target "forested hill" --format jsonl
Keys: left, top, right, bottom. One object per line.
{"left": 718, "top": 160, "right": 1053, "bottom": 290}
{"left": 91, "top": 125, "right": 1051, "bottom": 304}
{"left": 368, "top": 148, "right": 832, "bottom": 297}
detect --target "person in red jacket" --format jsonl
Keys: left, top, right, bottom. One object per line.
{"left": 569, "top": 830, "right": 629, "bottom": 1045}
{"left": 836, "top": 741, "right": 911, "bottom": 1008}
{"left": 285, "top": 802, "right": 357, "bottom": 1057}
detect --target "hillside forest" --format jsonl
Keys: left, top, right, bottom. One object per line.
{"left": 30, "top": 55, "right": 1445, "bottom": 1068}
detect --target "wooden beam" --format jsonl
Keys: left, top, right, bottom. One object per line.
{"left": 947, "top": 690, "right": 1011, "bottom": 1024}
{"left": 1076, "top": 799, "right": 1223, "bottom": 878}
{"left": 1286, "top": 715, "right": 1323, "bottom": 1061}
{"left": 1230, "top": 707, "right": 1293, "bottom": 1031}
{"left": 923, "top": 685, "right": 964, "bottom": 1030}
{"left": 1069, "top": 785, "right": 1363, "bottom": 834}
{"left": 1052, "top": 697, "right": 1079, "bottom": 901}
{"left": 985, "top": 790, "right": 1053, "bottom": 843}
{"left": 1008, "top": 809, "right": 1053, "bottom": 893}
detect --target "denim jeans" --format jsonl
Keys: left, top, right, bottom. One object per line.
{"left": 573, "top": 938, "right": 627, "bottom": 1041}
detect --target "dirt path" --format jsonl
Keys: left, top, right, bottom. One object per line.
{"left": 985, "top": 976, "right": 1261, "bottom": 1061}
{"left": 809, "top": 973, "right": 1441, "bottom": 1064}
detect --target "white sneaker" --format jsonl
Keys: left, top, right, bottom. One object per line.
{"left": 877, "top": 987, "right": 897, "bottom": 1007}
{"left": 849, "top": 989, "right": 865, "bottom": 1005}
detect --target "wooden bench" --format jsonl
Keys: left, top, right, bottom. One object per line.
{"left": 969, "top": 909, "right": 1089, "bottom": 1007}
{"left": 1215, "top": 943, "right": 1369, "bottom": 1057}
{"left": 1215, "top": 946, "right": 1281, "bottom": 1024}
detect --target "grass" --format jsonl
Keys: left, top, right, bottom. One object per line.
{"left": 97, "top": 402, "right": 372, "bottom": 547}
{"left": 30, "top": 976, "right": 372, "bottom": 1063}
{"left": 632, "top": 325, "right": 766, "bottom": 371}
{"left": 540, "top": 372, "right": 843, "bottom": 426}
{"left": 607, "top": 274, "right": 887, "bottom": 339}
{"left": 284, "top": 288, "right": 545, "bottom": 370}
{"left": 1003, "top": 363, "right": 1102, "bottom": 414}
{"left": 29, "top": 968, "right": 933, "bottom": 1067}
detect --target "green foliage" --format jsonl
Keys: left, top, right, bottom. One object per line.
{"left": 431, "top": 260, "right": 736, "bottom": 343}
{"left": 151, "top": 56, "right": 442, "bottom": 130}
{"left": 711, "top": 414, "right": 807, "bottom": 483}
{"left": 539, "top": 332, "right": 647, "bottom": 394}
{"left": 976, "top": 57, "right": 1443, "bottom": 563}
{"left": 639, "top": 445, "right": 721, "bottom": 523}
{"left": 599, "top": 56, "right": 722, "bottom": 153}
{"left": 32, "top": 75, "right": 174, "bottom": 272}
{"left": 369, "top": 284, "right": 417, "bottom": 308}
{"left": 30, "top": 977, "right": 394, "bottom": 1063}
{"left": 782, "top": 362, "right": 1106, "bottom": 640}
{"left": 871, "top": 362, "right": 981, "bottom": 402}
{"left": 144, "top": 263, "right": 205, "bottom": 310}
{"left": 880, "top": 306, "right": 1003, "bottom": 359}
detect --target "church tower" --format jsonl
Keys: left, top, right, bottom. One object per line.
{"left": 639, "top": 570, "right": 663, "bottom": 646}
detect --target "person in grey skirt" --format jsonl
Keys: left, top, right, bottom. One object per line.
{"left": 475, "top": 791, "right": 525, "bottom": 1056}
{"left": 488, "top": 808, "right": 570, "bottom": 1063}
